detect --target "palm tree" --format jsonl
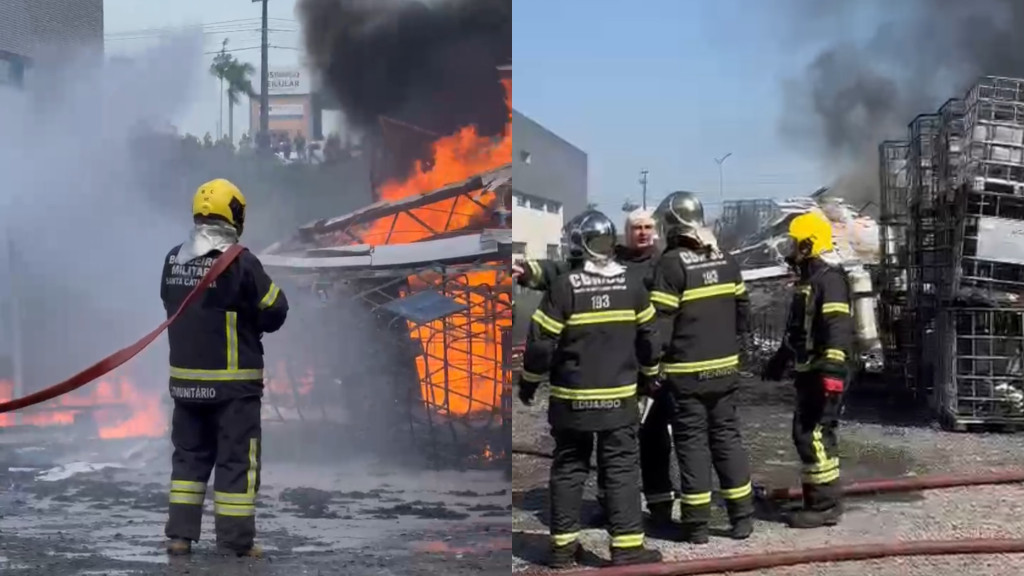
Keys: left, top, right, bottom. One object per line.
{"left": 210, "top": 40, "right": 257, "bottom": 144}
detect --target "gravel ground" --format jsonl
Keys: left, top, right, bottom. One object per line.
{"left": 512, "top": 378, "right": 1024, "bottom": 575}
{"left": 0, "top": 424, "right": 511, "bottom": 575}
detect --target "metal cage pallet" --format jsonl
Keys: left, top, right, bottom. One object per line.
{"left": 937, "top": 307, "right": 1024, "bottom": 430}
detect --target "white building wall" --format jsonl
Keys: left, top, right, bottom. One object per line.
{"left": 512, "top": 191, "right": 563, "bottom": 261}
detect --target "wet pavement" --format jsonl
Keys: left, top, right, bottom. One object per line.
{"left": 0, "top": 426, "right": 511, "bottom": 575}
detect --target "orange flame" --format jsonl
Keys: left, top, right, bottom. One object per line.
{"left": 332, "top": 74, "right": 513, "bottom": 417}
{"left": 0, "top": 376, "right": 166, "bottom": 438}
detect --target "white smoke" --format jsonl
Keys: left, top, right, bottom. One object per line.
{"left": 0, "top": 34, "right": 204, "bottom": 393}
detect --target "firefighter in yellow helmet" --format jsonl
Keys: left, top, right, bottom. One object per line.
{"left": 161, "top": 178, "right": 289, "bottom": 557}
{"left": 762, "top": 211, "right": 854, "bottom": 529}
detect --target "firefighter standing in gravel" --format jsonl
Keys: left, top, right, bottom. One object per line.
{"left": 762, "top": 211, "right": 853, "bottom": 529}
{"left": 649, "top": 191, "right": 755, "bottom": 544}
{"left": 516, "top": 210, "right": 663, "bottom": 568}
{"left": 513, "top": 208, "right": 677, "bottom": 525}
{"left": 161, "top": 178, "right": 289, "bottom": 557}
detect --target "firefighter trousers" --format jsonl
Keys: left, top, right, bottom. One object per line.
{"left": 666, "top": 376, "right": 754, "bottom": 525}
{"left": 639, "top": 390, "right": 675, "bottom": 507}
{"left": 165, "top": 394, "right": 262, "bottom": 551}
{"left": 549, "top": 425, "right": 645, "bottom": 551}
{"left": 793, "top": 373, "right": 842, "bottom": 510}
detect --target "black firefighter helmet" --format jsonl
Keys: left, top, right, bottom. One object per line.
{"left": 655, "top": 190, "right": 705, "bottom": 240}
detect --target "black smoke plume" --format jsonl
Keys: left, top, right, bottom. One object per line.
{"left": 298, "top": 0, "right": 511, "bottom": 137}
{"left": 779, "top": 0, "right": 1024, "bottom": 204}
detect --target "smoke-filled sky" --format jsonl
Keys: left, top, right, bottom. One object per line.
{"left": 298, "top": 0, "right": 511, "bottom": 137}
{"left": 515, "top": 0, "right": 1024, "bottom": 216}
{"left": 778, "top": 0, "right": 1024, "bottom": 204}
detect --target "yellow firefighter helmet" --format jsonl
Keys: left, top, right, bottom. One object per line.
{"left": 192, "top": 178, "right": 247, "bottom": 235}
{"left": 787, "top": 211, "right": 834, "bottom": 256}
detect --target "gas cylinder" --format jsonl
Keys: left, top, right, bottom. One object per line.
{"left": 845, "top": 265, "right": 881, "bottom": 351}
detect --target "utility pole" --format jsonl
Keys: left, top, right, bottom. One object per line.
{"left": 256, "top": 0, "right": 270, "bottom": 150}
{"left": 639, "top": 169, "right": 649, "bottom": 209}
{"left": 714, "top": 152, "right": 732, "bottom": 202}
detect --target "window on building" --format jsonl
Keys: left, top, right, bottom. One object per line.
{"left": 512, "top": 242, "right": 527, "bottom": 255}
{"left": 545, "top": 201, "right": 561, "bottom": 214}
{"left": 546, "top": 244, "right": 560, "bottom": 259}
{"left": 520, "top": 150, "right": 532, "bottom": 165}
{"left": 515, "top": 194, "right": 526, "bottom": 207}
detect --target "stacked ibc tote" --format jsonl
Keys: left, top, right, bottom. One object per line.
{"left": 880, "top": 76, "right": 1024, "bottom": 430}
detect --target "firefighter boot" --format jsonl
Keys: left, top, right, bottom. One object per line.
{"left": 730, "top": 516, "right": 754, "bottom": 540}
{"left": 647, "top": 501, "right": 674, "bottom": 527}
{"left": 217, "top": 544, "right": 264, "bottom": 558}
{"left": 677, "top": 522, "right": 709, "bottom": 545}
{"left": 610, "top": 546, "right": 663, "bottom": 566}
{"left": 165, "top": 538, "right": 192, "bottom": 556}
{"left": 548, "top": 542, "right": 583, "bottom": 569}
{"left": 787, "top": 505, "right": 843, "bottom": 529}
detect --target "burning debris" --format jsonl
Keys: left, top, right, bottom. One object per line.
{"left": 257, "top": 68, "right": 512, "bottom": 468}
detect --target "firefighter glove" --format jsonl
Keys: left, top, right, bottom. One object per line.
{"left": 761, "top": 349, "right": 789, "bottom": 382}
{"left": 517, "top": 380, "right": 538, "bottom": 406}
{"left": 638, "top": 373, "right": 662, "bottom": 397}
{"left": 822, "top": 375, "right": 844, "bottom": 397}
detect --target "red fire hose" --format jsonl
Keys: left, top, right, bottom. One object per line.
{"left": 517, "top": 469, "right": 1024, "bottom": 575}
{"left": 0, "top": 244, "right": 243, "bottom": 413}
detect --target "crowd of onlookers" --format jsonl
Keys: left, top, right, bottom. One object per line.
{"left": 180, "top": 130, "right": 355, "bottom": 165}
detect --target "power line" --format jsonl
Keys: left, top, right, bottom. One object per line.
{"left": 104, "top": 18, "right": 292, "bottom": 36}
{"left": 202, "top": 45, "right": 299, "bottom": 55}
{"left": 107, "top": 28, "right": 298, "bottom": 42}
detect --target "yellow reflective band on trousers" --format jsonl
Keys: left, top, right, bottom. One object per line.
{"left": 720, "top": 482, "right": 753, "bottom": 500}
{"left": 680, "top": 283, "right": 739, "bottom": 303}
{"left": 662, "top": 355, "right": 739, "bottom": 375}
{"left": 214, "top": 438, "right": 259, "bottom": 517}
{"left": 610, "top": 533, "right": 644, "bottom": 549}
{"left": 639, "top": 364, "right": 660, "bottom": 376}
{"left": 169, "top": 480, "right": 207, "bottom": 506}
{"left": 551, "top": 532, "right": 579, "bottom": 547}
{"left": 650, "top": 290, "right": 679, "bottom": 309}
{"left": 679, "top": 492, "right": 712, "bottom": 506}
{"left": 549, "top": 384, "right": 637, "bottom": 401}
{"left": 802, "top": 426, "right": 840, "bottom": 485}
{"left": 825, "top": 348, "right": 846, "bottom": 362}
{"left": 521, "top": 370, "right": 546, "bottom": 383}
{"left": 531, "top": 309, "right": 564, "bottom": 335}
{"left": 259, "top": 283, "right": 281, "bottom": 309}
{"left": 169, "top": 311, "right": 264, "bottom": 382}
{"left": 566, "top": 310, "right": 636, "bottom": 326}
{"left": 822, "top": 302, "right": 850, "bottom": 315}
{"left": 794, "top": 349, "right": 846, "bottom": 372}
{"left": 636, "top": 304, "right": 656, "bottom": 324}
{"left": 644, "top": 492, "right": 675, "bottom": 504}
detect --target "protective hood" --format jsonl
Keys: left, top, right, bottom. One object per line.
{"left": 176, "top": 222, "right": 239, "bottom": 265}
{"left": 583, "top": 259, "right": 627, "bottom": 278}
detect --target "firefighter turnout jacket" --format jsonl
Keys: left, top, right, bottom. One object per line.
{"left": 786, "top": 257, "right": 854, "bottom": 379}
{"left": 650, "top": 246, "right": 749, "bottom": 380}
{"left": 521, "top": 262, "right": 661, "bottom": 431}
{"left": 517, "top": 245, "right": 659, "bottom": 291}
{"left": 161, "top": 245, "right": 289, "bottom": 401}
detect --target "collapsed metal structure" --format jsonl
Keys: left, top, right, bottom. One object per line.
{"left": 879, "top": 77, "right": 1024, "bottom": 429}
{"left": 259, "top": 166, "right": 513, "bottom": 467}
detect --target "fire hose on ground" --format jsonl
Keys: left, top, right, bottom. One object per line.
{"left": 0, "top": 244, "right": 243, "bottom": 414}
{"left": 513, "top": 446, "right": 1024, "bottom": 574}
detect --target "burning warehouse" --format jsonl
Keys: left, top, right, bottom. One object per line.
{"left": 878, "top": 76, "right": 1024, "bottom": 429}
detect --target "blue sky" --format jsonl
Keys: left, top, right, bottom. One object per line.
{"left": 513, "top": 0, "right": 830, "bottom": 216}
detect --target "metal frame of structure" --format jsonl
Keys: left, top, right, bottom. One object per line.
{"left": 877, "top": 140, "right": 912, "bottom": 388}
{"left": 887, "top": 77, "right": 1024, "bottom": 429}
{"left": 259, "top": 168, "right": 513, "bottom": 468}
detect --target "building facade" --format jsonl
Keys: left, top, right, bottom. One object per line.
{"left": 511, "top": 109, "right": 588, "bottom": 220}
{"left": 0, "top": 0, "right": 104, "bottom": 88}
{"left": 249, "top": 67, "right": 314, "bottom": 143}
{"left": 511, "top": 191, "right": 563, "bottom": 261}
